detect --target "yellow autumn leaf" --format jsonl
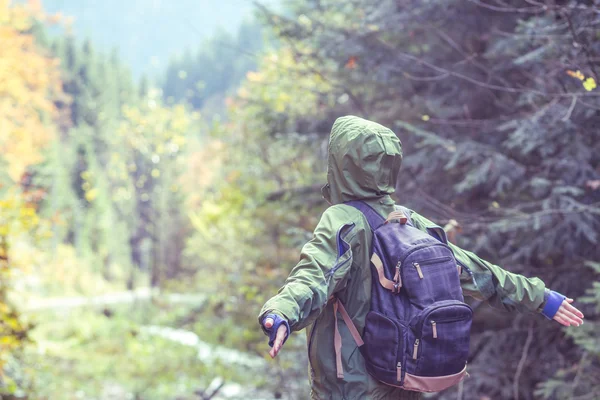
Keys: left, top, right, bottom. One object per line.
{"left": 0, "top": 302, "right": 10, "bottom": 314}
{"left": 19, "top": 207, "right": 35, "bottom": 217}
{"left": 85, "top": 188, "right": 98, "bottom": 202}
{"left": 583, "top": 77, "right": 597, "bottom": 91}
{"left": 0, "top": 336, "right": 17, "bottom": 346}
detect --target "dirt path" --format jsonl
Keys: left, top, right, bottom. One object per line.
{"left": 23, "top": 289, "right": 275, "bottom": 399}
{"left": 21, "top": 287, "right": 207, "bottom": 312}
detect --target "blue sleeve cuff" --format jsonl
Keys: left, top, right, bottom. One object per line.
{"left": 541, "top": 290, "right": 566, "bottom": 320}
{"left": 262, "top": 313, "right": 290, "bottom": 347}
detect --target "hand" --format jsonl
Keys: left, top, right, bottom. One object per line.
{"left": 264, "top": 317, "right": 288, "bottom": 358}
{"left": 553, "top": 298, "right": 584, "bottom": 327}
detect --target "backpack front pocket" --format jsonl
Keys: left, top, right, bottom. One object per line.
{"left": 401, "top": 249, "right": 463, "bottom": 308}
{"left": 409, "top": 301, "right": 472, "bottom": 377}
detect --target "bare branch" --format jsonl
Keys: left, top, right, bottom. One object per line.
{"left": 469, "top": 0, "right": 600, "bottom": 14}
{"left": 467, "top": 0, "right": 546, "bottom": 13}
{"left": 265, "top": 184, "right": 323, "bottom": 202}
{"left": 561, "top": 96, "right": 578, "bottom": 121}
{"left": 513, "top": 322, "right": 534, "bottom": 400}
{"left": 389, "top": 49, "right": 599, "bottom": 97}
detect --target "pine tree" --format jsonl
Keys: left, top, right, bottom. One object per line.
{"left": 244, "top": 0, "right": 600, "bottom": 397}
{"left": 160, "top": 20, "right": 264, "bottom": 110}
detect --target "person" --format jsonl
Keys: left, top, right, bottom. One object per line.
{"left": 258, "top": 115, "right": 584, "bottom": 400}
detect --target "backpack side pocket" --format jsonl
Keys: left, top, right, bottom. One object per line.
{"left": 362, "top": 311, "right": 402, "bottom": 372}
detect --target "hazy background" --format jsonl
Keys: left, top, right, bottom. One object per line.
{"left": 40, "top": 0, "right": 267, "bottom": 77}
{"left": 2, "top": 0, "right": 599, "bottom": 399}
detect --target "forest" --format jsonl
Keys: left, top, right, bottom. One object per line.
{"left": 1, "top": 0, "right": 599, "bottom": 399}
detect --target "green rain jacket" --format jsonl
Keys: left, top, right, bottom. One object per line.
{"left": 258, "top": 116, "right": 547, "bottom": 400}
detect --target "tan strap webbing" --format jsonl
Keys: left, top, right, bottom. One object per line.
{"left": 385, "top": 210, "right": 408, "bottom": 225}
{"left": 332, "top": 298, "right": 364, "bottom": 380}
{"left": 337, "top": 300, "right": 364, "bottom": 347}
{"left": 371, "top": 253, "right": 398, "bottom": 292}
{"left": 333, "top": 300, "right": 344, "bottom": 379}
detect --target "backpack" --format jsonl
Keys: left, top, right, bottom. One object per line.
{"left": 333, "top": 201, "right": 472, "bottom": 393}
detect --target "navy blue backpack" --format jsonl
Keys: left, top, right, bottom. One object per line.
{"left": 334, "top": 201, "right": 472, "bottom": 393}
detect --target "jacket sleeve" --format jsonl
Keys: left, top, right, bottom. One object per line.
{"left": 258, "top": 206, "right": 358, "bottom": 331}
{"left": 408, "top": 209, "right": 546, "bottom": 314}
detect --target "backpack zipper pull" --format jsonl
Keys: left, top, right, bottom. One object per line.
{"left": 413, "top": 339, "right": 419, "bottom": 359}
{"left": 413, "top": 263, "right": 424, "bottom": 279}
{"left": 431, "top": 320, "right": 437, "bottom": 338}
{"left": 396, "top": 361, "right": 402, "bottom": 382}
{"left": 393, "top": 261, "right": 402, "bottom": 291}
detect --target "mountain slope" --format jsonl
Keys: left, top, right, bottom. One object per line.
{"left": 41, "top": 0, "right": 258, "bottom": 77}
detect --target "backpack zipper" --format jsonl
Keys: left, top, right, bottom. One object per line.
{"left": 413, "top": 263, "right": 424, "bottom": 279}
{"left": 431, "top": 320, "right": 437, "bottom": 338}
{"left": 398, "top": 243, "right": 451, "bottom": 283}
{"left": 417, "top": 256, "right": 452, "bottom": 266}
{"left": 415, "top": 301, "right": 473, "bottom": 335}
{"left": 413, "top": 339, "right": 420, "bottom": 359}
{"left": 397, "top": 243, "right": 451, "bottom": 266}
{"left": 396, "top": 361, "right": 402, "bottom": 382}
{"left": 393, "top": 261, "right": 402, "bottom": 291}
{"left": 412, "top": 257, "right": 452, "bottom": 280}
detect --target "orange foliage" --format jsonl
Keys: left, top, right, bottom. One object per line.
{"left": 0, "top": 0, "right": 63, "bottom": 181}
{"left": 0, "top": 1, "right": 62, "bottom": 376}
{"left": 184, "top": 139, "right": 226, "bottom": 208}
{"left": 566, "top": 70, "right": 585, "bottom": 80}
{"left": 345, "top": 56, "right": 358, "bottom": 69}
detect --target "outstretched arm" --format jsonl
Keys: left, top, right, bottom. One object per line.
{"left": 258, "top": 206, "right": 359, "bottom": 357}
{"left": 408, "top": 210, "right": 584, "bottom": 326}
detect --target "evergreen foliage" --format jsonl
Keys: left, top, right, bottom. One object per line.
{"left": 237, "top": 1, "right": 600, "bottom": 398}
{"left": 161, "top": 20, "right": 265, "bottom": 111}
{"left": 3, "top": 0, "right": 599, "bottom": 398}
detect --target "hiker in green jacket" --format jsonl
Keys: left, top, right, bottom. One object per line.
{"left": 258, "top": 116, "right": 584, "bottom": 400}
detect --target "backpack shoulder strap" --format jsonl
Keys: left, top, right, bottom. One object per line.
{"left": 346, "top": 201, "right": 414, "bottom": 230}
{"left": 332, "top": 297, "right": 363, "bottom": 379}
{"left": 344, "top": 200, "right": 385, "bottom": 231}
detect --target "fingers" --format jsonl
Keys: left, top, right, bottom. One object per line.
{"left": 564, "top": 300, "right": 584, "bottom": 319}
{"left": 264, "top": 318, "right": 274, "bottom": 329}
{"left": 553, "top": 299, "right": 584, "bottom": 326}
{"left": 269, "top": 347, "right": 277, "bottom": 358}
{"left": 553, "top": 314, "right": 570, "bottom": 327}
{"left": 556, "top": 310, "right": 582, "bottom": 326}
{"left": 269, "top": 325, "right": 288, "bottom": 359}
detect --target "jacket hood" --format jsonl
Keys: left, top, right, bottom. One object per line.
{"left": 323, "top": 115, "right": 402, "bottom": 205}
